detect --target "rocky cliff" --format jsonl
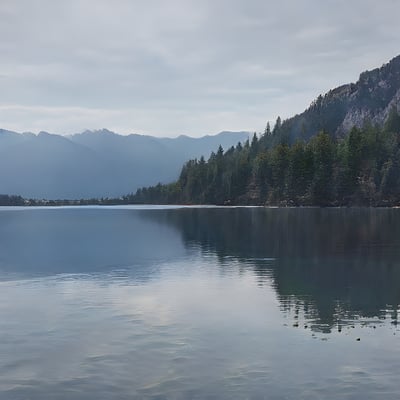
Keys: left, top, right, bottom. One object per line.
{"left": 280, "top": 55, "right": 400, "bottom": 141}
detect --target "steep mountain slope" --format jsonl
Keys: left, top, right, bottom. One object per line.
{"left": 131, "top": 55, "right": 400, "bottom": 207}
{"left": 0, "top": 129, "right": 248, "bottom": 199}
{"left": 280, "top": 55, "right": 400, "bottom": 141}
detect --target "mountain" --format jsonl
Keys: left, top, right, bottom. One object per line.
{"left": 132, "top": 55, "right": 400, "bottom": 207}
{"left": 279, "top": 54, "right": 400, "bottom": 142}
{"left": 0, "top": 129, "right": 249, "bottom": 199}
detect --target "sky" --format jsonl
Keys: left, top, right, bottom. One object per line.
{"left": 1, "top": 0, "right": 400, "bottom": 137}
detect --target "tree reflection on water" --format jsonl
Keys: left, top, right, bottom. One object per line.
{"left": 142, "top": 207, "right": 400, "bottom": 333}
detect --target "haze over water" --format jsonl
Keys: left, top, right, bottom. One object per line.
{"left": 0, "top": 206, "right": 399, "bottom": 399}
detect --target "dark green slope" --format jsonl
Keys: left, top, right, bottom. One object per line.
{"left": 131, "top": 55, "right": 400, "bottom": 207}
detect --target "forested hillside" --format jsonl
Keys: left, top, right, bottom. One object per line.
{"left": 131, "top": 108, "right": 400, "bottom": 206}
{"left": 131, "top": 55, "right": 400, "bottom": 207}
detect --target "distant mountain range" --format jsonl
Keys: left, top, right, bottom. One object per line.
{"left": 0, "top": 129, "right": 249, "bottom": 199}
{"left": 280, "top": 54, "right": 400, "bottom": 141}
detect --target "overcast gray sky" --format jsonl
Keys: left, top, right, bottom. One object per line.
{"left": 1, "top": 0, "right": 399, "bottom": 137}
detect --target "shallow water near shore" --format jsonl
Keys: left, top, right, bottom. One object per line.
{"left": 0, "top": 206, "right": 399, "bottom": 399}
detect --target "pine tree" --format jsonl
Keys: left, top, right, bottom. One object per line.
{"left": 264, "top": 122, "right": 271, "bottom": 136}
{"left": 272, "top": 116, "right": 282, "bottom": 135}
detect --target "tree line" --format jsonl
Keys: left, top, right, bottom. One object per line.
{"left": 131, "top": 108, "right": 400, "bottom": 206}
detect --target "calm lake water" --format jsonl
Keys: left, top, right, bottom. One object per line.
{"left": 0, "top": 206, "right": 399, "bottom": 399}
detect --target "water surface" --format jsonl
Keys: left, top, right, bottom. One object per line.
{"left": 0, "top": 206, "right": 399, "bottom": 399}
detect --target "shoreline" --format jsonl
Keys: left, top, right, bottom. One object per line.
{"left": 1, "top": 204, "right": 399, "bottom": 210}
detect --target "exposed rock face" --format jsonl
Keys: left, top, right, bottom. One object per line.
{"left": 281, "top": 55, "right": 400, "bottom": 141}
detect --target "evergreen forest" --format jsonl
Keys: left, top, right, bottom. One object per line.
{"left": 131, "top": 109, "right": 400, "bottom": 206}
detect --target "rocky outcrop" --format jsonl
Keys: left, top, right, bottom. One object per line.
{"left": 281, "top": 55, "right": 400, "bottom": 141}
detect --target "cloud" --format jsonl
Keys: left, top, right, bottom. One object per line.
{"left": 1, "top": 0, "right": 399, "bottom": 136}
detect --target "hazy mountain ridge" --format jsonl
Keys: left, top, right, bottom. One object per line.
{"left": 0, "top": 129, "right": 249, "bottom": 199}
{"left": 280, "top": 54, "right": 400, "bottom": 141}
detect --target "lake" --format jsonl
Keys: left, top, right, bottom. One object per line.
{"left": 0, "top": 206, "right": 399, "bottom": 399}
